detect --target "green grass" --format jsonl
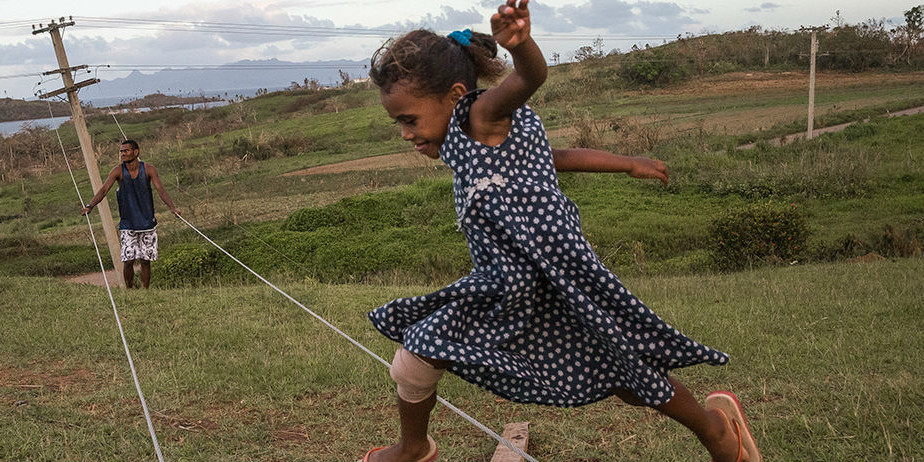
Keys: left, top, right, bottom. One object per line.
{"left": 2, "top": 66, "right": 923, "bottom": 461}
{"left": 5, "top": 112, "right": 920, "bottom": 285}
{"left": 1, "top": 258, "right": 921, "bottom": 461}
{"left": 148, "top": 113, "right": 923, "bottom": 285}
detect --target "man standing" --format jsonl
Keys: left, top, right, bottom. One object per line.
{"left": 81, "top": 139, "right": 178, "bottom": 289}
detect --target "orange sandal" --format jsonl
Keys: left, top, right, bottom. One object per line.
{"left": 359, "top": 435, "right": 438, "bottom": 462}
{"left": 705, "top": 391, "right": 762, "bottom": 462}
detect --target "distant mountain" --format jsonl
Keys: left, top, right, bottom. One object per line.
{"left": 94, "top": 58, "right": 368, "bottom": 102}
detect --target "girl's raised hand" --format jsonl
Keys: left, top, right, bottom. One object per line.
{"left": 491, "top": 0, "right": 531, "bottom": 50}
{"left": 628, "top": 157, "right": 669, "bottom": 186}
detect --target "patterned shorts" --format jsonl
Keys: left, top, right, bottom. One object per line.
{"left": 120, "top": 229, "right": 158, "bottom": 262}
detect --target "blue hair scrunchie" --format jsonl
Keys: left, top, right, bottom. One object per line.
{"left": 448, "top": 29, "right": 472, "bottom": 47}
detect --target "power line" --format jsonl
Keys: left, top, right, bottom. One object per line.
{"left": 51, "top": 102, "right": 164, "bottom": 462}
{"left": 0, "top": 72, "right": 45, "bottom": 80}
{"left": 76, "top": 16, "right": 401, "bottom": 34}
{"left": 0, "top": 20, "right": 42, "bottom": 29}
{"left": 175, "top": 213, "right": 540, "bottom": 462}
{"left": 97, "top": 63, "right": 367, "bottom": 70}
{"left": 71, "top": 15, "right": 676, "bottom": 41}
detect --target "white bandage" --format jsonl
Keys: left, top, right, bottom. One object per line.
{"left": 390, "top": 347, "right": 445, "bottom": 403}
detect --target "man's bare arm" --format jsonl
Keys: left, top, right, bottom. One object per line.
{"left": 146, "top": 165, "right": 179, "bottom": 216}
{"left": 80, "top": 166, "right": 120, "bottom": 215}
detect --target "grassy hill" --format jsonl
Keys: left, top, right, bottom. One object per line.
{"left": 1, "top": 66, "right": 921, "bottom": 285}
{"left": 0, "top": 34, "right": 922, "bottom": 461}
{"left": 0, "top": 98, "right": 70, "bottom": 122}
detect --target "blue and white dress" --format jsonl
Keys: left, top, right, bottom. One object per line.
{"left": 369, "top": 90, "right": 728, "bottom": 407}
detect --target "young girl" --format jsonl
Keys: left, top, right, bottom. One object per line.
{"left": 363, "top": 1, "right": 761, "bottom": 461}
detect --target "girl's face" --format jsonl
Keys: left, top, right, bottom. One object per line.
{"left": 380, "top": 80, "right": 465, "bottom": 159}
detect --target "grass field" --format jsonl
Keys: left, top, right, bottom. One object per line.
{"left": 2, "top": 258, "right": 922, "bottom": 461}
{"left": 1, "top": 62, "right": 923, "bottom": 461}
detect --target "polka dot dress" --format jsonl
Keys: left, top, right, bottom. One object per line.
{"left": 369, "top": 90, "right": 728, "bottom": 407}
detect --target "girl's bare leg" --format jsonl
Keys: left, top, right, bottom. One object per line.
{"left": 613, "top": 377, "right": 743, "bottom": 462}
{"left": 368, "top": 357, "right": 448, "bottom": 462}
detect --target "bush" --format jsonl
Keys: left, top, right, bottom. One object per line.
{"left": 810, "top": 234, "right": 871, "bottom": 261}
{"left": 219, "top": 133, "right": 314, "bottom": 161}
{"left": 876, "top": 224, "right": 922, "bottom": 258}
{"left": 0, "top": 235, "right": 43, "bottom": 258}
{"left": 618, "top": 47, "right": 688, "bottom": 86}
{"left": 810, "top": 223, "right": 922, "bottom": 262}
{"left": 222, "top": 137, "right": 273, "bottom": 161}
{"left": 283, "top": 194, "right": 408, "bottom": 232}
{"left": 708, "top": 202, "right": 809, "bottom": 271}
{"left": 158, "top": 245, "right": 222, "bottom": 286}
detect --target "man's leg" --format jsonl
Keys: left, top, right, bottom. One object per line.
{"left": 139, "top": 260, "right": 151, "bottom": 289}
{"left": 123, "top": 260, "right": 135, "bottom": 288}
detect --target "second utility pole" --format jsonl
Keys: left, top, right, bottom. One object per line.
{"left": 34, "top": 17, "right": 124, "bottom": 287}
{"left": 801, "top": 25, "right": 828, "bottom": 140}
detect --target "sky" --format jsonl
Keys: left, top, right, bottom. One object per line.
{"left": 0, "top": 0, "right": 917, "bottom": 99}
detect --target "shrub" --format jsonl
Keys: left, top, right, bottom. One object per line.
{"left": 876, "top": 224, "right": 922, "bottom": 258}
{"left": 283, "top": 193, "right": 408, "bottom": 232}
{"left": 708, "top": 202, "right": 809, "bottom": 271}
{"left": 618, "top": 47, "right": 688, "bottom": 86}
{"left": 569, "top": 111, "right": 614, "bottom": 149}
{"left": 222, "top": 137, "right": 273, "bottom": 161}
{"left": 0, "top": 235, "right": 43, "bottom": 258}
{"left": 158, "top": 245, "right": 222, "bottom": 286}
{"left": 810, "top": 234, "right": 871, "bottom": 261}
{"left": 219, "top": 134, "right": 313, "bottom": 161}
{"left": 810, "top": 224, "right": 922, "bottom": 262}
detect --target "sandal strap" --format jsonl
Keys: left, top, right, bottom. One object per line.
{"left": 731, "top": 419, "right": 744, "bottom": 462}
{"left": 361, "top": 446, "right": 386, "bottom": 462}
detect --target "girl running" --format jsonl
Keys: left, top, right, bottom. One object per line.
{"left": 363, "top": 1, "right": 761, "bottom": 461}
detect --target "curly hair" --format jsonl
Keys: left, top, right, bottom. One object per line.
{"left": 370, "top": 29, "right": 506, "bottom": 96}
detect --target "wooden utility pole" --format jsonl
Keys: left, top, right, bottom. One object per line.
{"left": 801, "top": 25, "right": 828, "bottom": 140}
{"left": 34, "top": 17, "right": 124, "bottom": 286}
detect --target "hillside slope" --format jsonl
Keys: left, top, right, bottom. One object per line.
{"left": 0, "top": 98, "right": 70, "bottom": 122}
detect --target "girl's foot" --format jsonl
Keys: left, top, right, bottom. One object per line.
{"left": 701, "top": 408, "right": 747, "bottom": 462}
{"left": 361, "top": 435, "right": 437, "bottom": 462}
{"left": 704, "top": 391, "right": 761, "bottom": 462}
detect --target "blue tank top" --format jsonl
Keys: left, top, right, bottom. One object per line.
{"left": 116, "top": 162, "right": 157, "bottom": 230}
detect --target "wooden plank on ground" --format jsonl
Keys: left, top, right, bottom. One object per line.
{"left": 490, "top": 421, "right": 529, "bottom": 462}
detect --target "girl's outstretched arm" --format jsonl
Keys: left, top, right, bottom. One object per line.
{"left": 552, "top": 148, "right": 670, "bottom": 186}
{"left": 472, "top": 0, "right": 547, "bottom": 127}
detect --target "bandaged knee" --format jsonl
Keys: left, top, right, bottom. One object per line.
{"left": 390, "top": 347, "right": 445, "bottom": 403}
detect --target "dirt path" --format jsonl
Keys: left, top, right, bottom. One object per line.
{"left": 62, "top": 270, "right": 119, "bottom": 287}
{"left": 282, "top": 152, "right": 441, "bottom": 176}
{"left": 737, "top": 105, "right": 924, "bottom": 149}
{"left": 664, "top": 71, "right": 924, "bottom": 97}
{"left": 283, "top": 103, "right": 924, "bottom": 172}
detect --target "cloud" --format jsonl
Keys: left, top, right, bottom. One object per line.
{"left": 525, "top": 0, "right": 699, "bottom": 34}
{"left": 0, "top": 40, "right": 47, "bottom": 65}
{"left": 744, "top": 2, "right": 783, "bottom": 13}
{"left": 145, "top": 2, "right": 339, "bottom": 47}
{"left": 383, "top": 6, "right": 483, "bottom": 31}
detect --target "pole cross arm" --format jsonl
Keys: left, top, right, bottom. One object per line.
{"left": 38, "top": 78, "right": 100, "bottom": 99}
{"left": 43, "top": 64, "right": 89, "bottom": 76}
{"left": 32, "top": 21, "right": 76, "bottom": 35}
